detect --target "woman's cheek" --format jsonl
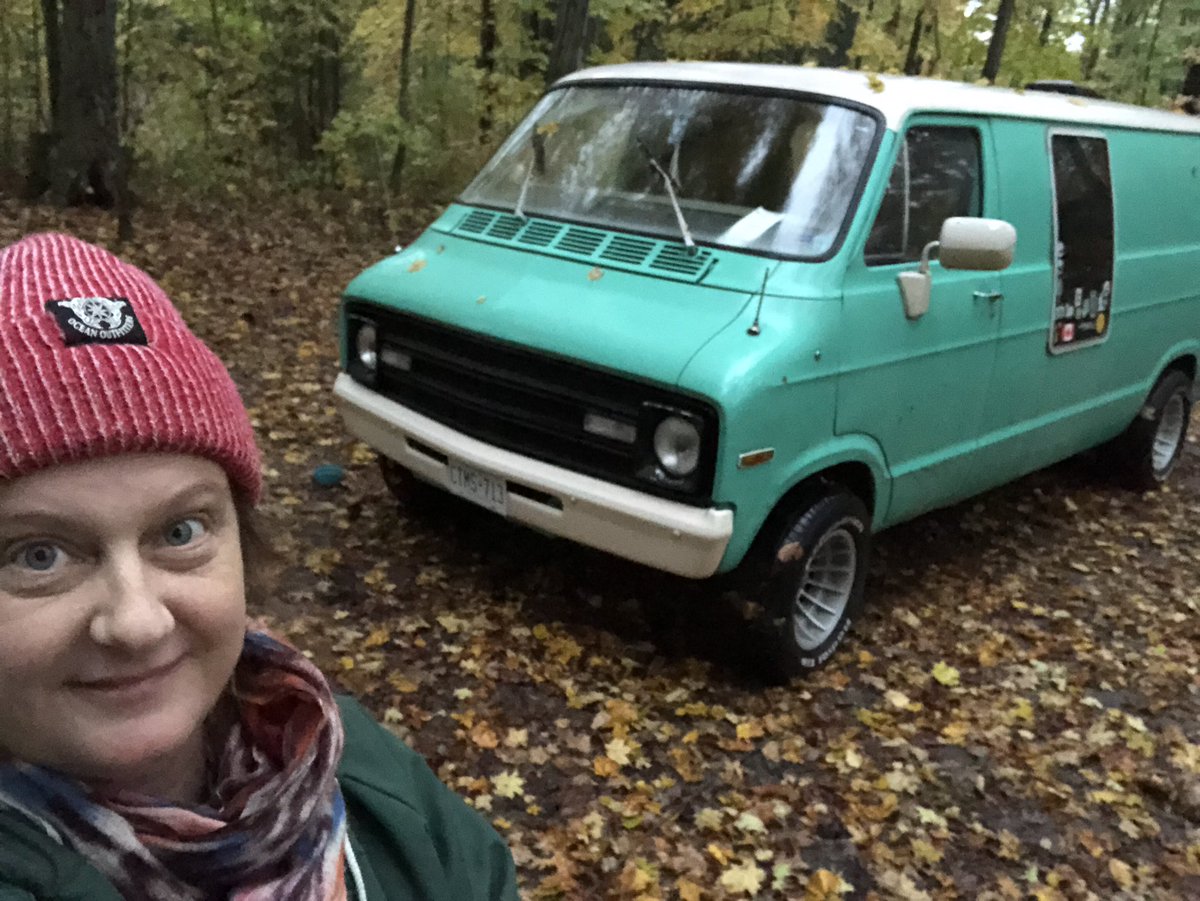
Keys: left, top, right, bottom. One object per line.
{"left": 0, "top": 596, "right": 81, "bottom": 680}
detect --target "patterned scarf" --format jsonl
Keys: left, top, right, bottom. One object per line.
{"left": 0, "top": 631, "right": 348, "bottom": 901}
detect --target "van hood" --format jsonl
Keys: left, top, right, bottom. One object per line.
{"left": 344, "top": 230, "right": 770, "bottom": 388}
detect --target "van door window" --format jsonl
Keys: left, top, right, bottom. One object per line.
{"left": 1048, "top": 133, "right": 1114, "bottom": 352}
{"left": 864, "top": 127, "right": 982, "bottom": 265}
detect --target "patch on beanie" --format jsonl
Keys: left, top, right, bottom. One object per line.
{"left": 45, "top": 296, "right": 149, "bottom": 347}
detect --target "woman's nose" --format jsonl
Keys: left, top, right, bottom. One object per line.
{"left": 88, "top": 547, "right": 175, "bottom": 649}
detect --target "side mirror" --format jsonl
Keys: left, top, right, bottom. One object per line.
{"left": 897, "top": 217, "right": 1017, "bottom": 320}
{"left": 938, "top": 217, "right": 1017, "bottom": 271}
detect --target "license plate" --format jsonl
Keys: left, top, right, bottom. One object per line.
{"left": 446, "top": 459, "right": 508, "bottom": 516}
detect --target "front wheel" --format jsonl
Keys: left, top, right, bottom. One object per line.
{"left": 1110, "top": 370, "right": 1193, "bottom": 490}
{"left": 745, "top": 488, "right": 872, "bottom": 682}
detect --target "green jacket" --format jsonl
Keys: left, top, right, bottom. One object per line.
{"left": 0, "top": 696, "right": 519, "bottom": 901}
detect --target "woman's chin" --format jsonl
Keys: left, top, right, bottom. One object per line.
{"left": 70, "top": 715, "right": 202, "bottom": 792}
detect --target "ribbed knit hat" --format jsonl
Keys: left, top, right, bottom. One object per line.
{"left": 0, "top": 233, "right": 261, "bottom": 500}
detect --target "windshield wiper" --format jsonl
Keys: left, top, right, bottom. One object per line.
{"left": 514, "top": 158, "right": 534, "bottom": 219}
{"left": 636, "top": 138, "right": 696, "bottom": 251}
{"left": 514, "top": 129, "right": 548, "bottom": 219}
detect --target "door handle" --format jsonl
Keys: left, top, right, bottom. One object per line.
{"left": 973, "top": 290, "right": 1003, "bottom": 302}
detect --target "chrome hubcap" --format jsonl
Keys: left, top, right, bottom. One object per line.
{"left": 791, "top": 527, "right": 857, "bottom": 651}
{"left": 1152, "top": 393, "right": 1187, "bottom": 476}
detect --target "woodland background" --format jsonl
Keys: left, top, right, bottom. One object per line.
{"left": 2, "top": 2, "right": 1199, "bottom": 898}
{"left": 3, "top": 0, "right": 1200, "bottom": 233}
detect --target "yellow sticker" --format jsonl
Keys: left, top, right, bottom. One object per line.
{"left": 1096, "top": 312, "right": 1107, "bottom": 333}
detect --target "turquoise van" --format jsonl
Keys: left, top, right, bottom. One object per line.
{"left": 335, "top": 64, "right": 1200, "bottom": 676}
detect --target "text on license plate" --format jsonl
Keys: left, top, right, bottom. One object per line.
{"left": 446, "top": 459, "right": 508, "bottom": 516}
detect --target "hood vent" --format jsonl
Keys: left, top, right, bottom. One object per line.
{"left": 447, "top": 208, "right": 715, "bottom": 282}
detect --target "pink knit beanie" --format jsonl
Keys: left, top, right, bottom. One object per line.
{"left": 0, "top": 233, "right": 262, "bottom": 500}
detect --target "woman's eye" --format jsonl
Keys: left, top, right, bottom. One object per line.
{"left": 19, "top": 543, "right": 62, "bottom": 572}
{"left": 164, "top": 518, "right": 207, "bottom": 547}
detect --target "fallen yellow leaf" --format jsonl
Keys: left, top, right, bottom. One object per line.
{"left": 470, "top": 722, "right": 499, "bottom": 749}
{"left": 804, "top": 868, "right": 844, "bottom": 900}
{"left": 719, "top": 860, "right": 765, "bottom": 896}
{"left": 941, "top": 720, "right": 970, "bottom": 742}
{"left": 736, "top": 720, "right": 764, "bottom": 741}
{"left": 932, "top": 661, "right": 961, "bottom": 687}
{"left": 492, "top": 770, "right": 524, "bottom": 799}
{"left": 1108, "top": 858, "right": 1134, "bottom": 888}
{"left": 363, "top": 627, "right": 390, "bottom": 648}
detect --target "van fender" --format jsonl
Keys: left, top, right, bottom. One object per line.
{"left": 1150, "top": 341, "right": 1200, "bottom": 394}
{"left": 721, "top": 434, "right": 892, "bottom": 571}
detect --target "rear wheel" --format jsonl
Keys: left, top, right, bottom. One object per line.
{"left": 1110, "top": 370, "right": 1193, "bottom": 490}
{"left": 742, "top": 487, "right": 871, "bottom": 681}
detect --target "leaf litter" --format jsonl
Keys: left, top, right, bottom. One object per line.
{"left": 5, "top": 195, "right": 1197, "bottom": 899}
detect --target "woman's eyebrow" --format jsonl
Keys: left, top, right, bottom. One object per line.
{"left": 0, "top": 480, "right": 229, "bottom": 534}
{"left": 0, "top": 510, "right": 83, "bottom": 535}
{"left": 152, "top": 482, "right": 227, "bottom": 511}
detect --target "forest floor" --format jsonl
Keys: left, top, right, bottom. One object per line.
{"left": 4, "top": 194, "right": 1197, "bottom": 900}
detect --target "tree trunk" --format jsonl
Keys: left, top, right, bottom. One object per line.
{"left": 1080, "top": 0, "right": 1109, "bottom": 79}
{"left": 818, "top": 1, "right": 859, "bottom": 68}
{"left": 313, "top": 16, "right": 341, "bottom": 146}
{"left": 40, "top": 0, "right": 58, "bottom": 121}
{"left": 478, "top": 0, "right": 496, "bottom": 144}
{"left": 884, "top": 0, "right": 903, "bottom": 37}
{"left": 982, "top": 0, "right": 1016, "bottom": 84}
{"left": 1137, "top": 0, "right": 1167, "bottom": 104}
{"left": 1183, "top": 62, "right": 1200, "bottom": 97}
{"left": 1038, "top": 6, "right": 1053, "bottom": 45}
{"left": 633, "top": 17, "right": 664, "bottom": 60}
{"left": 1106, "top": 0, "right": 1146, "bottom": 62}
{"left": 519, "top": 9, "right": 552, "bottom": 80}
{"left": 119, "top": 0, "right": 136, "bottom": 138}
{"left": 546, "top": 0, "right": 590, "bottom": 86}
{"left": 389, "top": 0, "right": 418, "bottom": 191}
{"left": 30, "top": 0, "right": 43, "bottom": 126}
{"left": 41, "top": 0, "right": 123, "bottom": 212}
{"left": 903, "top": 8, "right": 924, "bottom": 75}
{"left": 929, "top": 5, "right": 942, "bottom": 72}
{"left": 0, "top": 1, "right": 12, "bottom": 167}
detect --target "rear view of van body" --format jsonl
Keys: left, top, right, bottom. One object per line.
{"left": 335, "top": 64, "right": 1200, "bottom": 677}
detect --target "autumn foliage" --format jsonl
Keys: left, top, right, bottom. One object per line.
{"left": 3, "top": 193, "right": 1197, "bottom": 899}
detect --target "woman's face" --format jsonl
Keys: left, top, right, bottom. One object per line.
{"left": 0, "top": 454, "right": 247, "bottom": 791}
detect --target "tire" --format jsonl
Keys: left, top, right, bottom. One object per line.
{"left": 1110, "top": 370, "right": 1193, "bottom": 490}
{"left": 742, "top": 487, "right": 872, "bottom": 682}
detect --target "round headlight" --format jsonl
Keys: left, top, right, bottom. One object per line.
{"left": 653, "top": 416, "right": 700, "bottom": 477}
{"left": 356, "top": 323, "right": 378, "bottom": 370}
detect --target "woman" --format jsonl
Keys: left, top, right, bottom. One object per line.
{"left": 0, "top": 233, "right": 519, "bottom": 900}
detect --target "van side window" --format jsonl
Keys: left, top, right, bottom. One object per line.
{"left": 1049, "top": 133, "right": 1114, "bottom": 351}
{"left": 864, "top": 127, "right": 982, "bottom": 265}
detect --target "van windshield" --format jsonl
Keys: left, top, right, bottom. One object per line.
{"left": 461, "top": 83, "right": 878, "bottom": 258}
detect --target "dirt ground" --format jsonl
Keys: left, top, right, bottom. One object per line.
{"left": 4, "top": 196, "right": 1197, "bottom": 900}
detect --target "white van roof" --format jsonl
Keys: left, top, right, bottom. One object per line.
{"left": 558, "top": 62, "right": 1200, "bottom": 135}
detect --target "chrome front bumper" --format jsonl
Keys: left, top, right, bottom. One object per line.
{"left": 334, "top": 373, "right": 733, "bottom": 578}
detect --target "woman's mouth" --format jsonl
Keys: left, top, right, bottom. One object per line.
{"left": 73, "top": 656, "right": 184, "bottom": 693}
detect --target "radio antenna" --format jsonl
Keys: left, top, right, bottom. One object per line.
{"left": 747, "top": 267, "right": 770, "bottom": 336}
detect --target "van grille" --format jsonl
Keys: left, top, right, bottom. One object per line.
{"left": 344, "top": 303, "right": 717, "bottom": 504}
{"left": 446, "top": 208, "right": 716, "bottom": 282}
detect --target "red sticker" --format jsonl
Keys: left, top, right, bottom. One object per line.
{"left": 1059, "top": 322, "right": 1075, "bottom": 343}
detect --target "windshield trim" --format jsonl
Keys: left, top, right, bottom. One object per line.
{"left": 457, "top": 79, "right": 887, "bottom": 264}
